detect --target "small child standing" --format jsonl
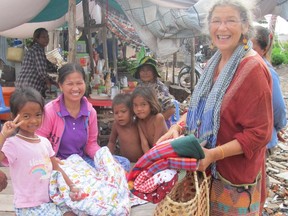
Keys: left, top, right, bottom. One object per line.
{"left": 107, "top": 93, "right": 143, "bottom": 163}
{"left": 0, "top": 87, "right": 81, "bottom": 216}
{"left": 131, "top": 87, "right": 168, "bottom": 153}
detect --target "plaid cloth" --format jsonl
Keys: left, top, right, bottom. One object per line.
{"left": 15, "top": 43, "right": 49, "bottom": 96}
{"left": 127, "top": 136, "right": 199, "bottom": 203}
{"left": 146, "top": 157, "right": 198, "bottom": 176}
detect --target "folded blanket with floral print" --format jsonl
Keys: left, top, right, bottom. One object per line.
{"left": 49, "top": 147, "right": 145, "bottom": 216}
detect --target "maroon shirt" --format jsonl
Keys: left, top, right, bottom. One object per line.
{"left": 216, "top": 55, "right": 272, "bottom": 204}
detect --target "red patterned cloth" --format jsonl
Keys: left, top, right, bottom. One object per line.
{"left": 134, "top": 170, "right": 177, "bottom": 193}
{"left": 127, "top": 137, "right": 199, "bottom": 203}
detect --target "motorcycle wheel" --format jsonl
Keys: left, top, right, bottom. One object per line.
{"left": 178, "top": 67, "right": 200, "bottom": 89}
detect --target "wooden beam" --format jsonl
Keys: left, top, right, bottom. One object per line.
{"left": 172, "top": 53, "right": 177, "bottom": 83}
{"left": 82, "top": 0, "right": 95, "bottom": 75}
{"left": 77, "top": 24, "right": 105, "bottom": 35}
{"left": 68, "top": 0, "right": 76, "bottom": 63}
{"left": 101, "top": 6, "right": 109, "bottom": 71}
{"left": 112, "top": 34, "right": 118, "bottom": 83}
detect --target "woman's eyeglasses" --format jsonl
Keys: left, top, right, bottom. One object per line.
{"left": 210, "top": 19, "right": 243, "bottom": 28}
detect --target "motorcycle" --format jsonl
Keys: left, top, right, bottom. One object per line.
{"left": 178, "top": 48, "right": 206, "bottom": 89}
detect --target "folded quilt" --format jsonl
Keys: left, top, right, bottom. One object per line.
{"left": 127, "top": 134, "right": 204, "bottom": 203}
{"left": 49, "top": 147, "right": 131, "bottom": 216}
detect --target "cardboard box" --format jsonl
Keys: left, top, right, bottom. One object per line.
{"left": 76, "top": 53, "right": 90, "bottom": 74}
{"left": 6, "top": 47, "right": 24, "bottom": 62}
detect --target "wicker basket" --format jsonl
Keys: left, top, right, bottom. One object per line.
{"left": 46, "top": 48, "right": 65, "bottom": 67}
{"left": 154, "top": 171, "right": 211, "bottom": 216}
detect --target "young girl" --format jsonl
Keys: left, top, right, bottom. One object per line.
{"left": 131, "top": 87, "right": 168, "bottom": 153}
{"left": 0, "top": 87, "right": 80, "bottom": 216}
{"left": 107, "top": 93, "right": 143, "bottom": 162}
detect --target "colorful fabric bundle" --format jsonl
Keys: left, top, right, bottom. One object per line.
{"left": 50, "top": 147, "right": 133, "bottom": 216}
{"left": 128, "top": 134, "right": 204, "bottom": 203}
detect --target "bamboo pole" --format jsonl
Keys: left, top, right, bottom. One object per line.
{"left": 267, "top": 15, "right": 278, "bottom": 62}
{"left": 101, "top": 6, "right": 109, "bottom": 71}
{"left": 82, "top": 0, "right": 95, "bottom": 73}
{"left": 112, "top": 34, "right": 118, "bottom": 83}
{"left": 68, "top": 0, "right": 76, "bottom": 63}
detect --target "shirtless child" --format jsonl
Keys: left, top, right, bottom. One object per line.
{"left": 131, "top": 87, "right": 168, "bottom": 153}
{"left": 107, "top": 93, "right": 144, "bottom": 162}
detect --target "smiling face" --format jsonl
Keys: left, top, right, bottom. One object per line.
{"left": 59, "top": 71, "right": 86, "bottom": 103}
{"left": 209, "top": 5, "right": 248, "bottom": 56}
{"left": 18, "top": 102, "right": 43, "bottom": 137}
{"left": 113, "top": 103, "right": 132, "bottom": 126}
{"left": 139, "top": 65, "right": 156, "bottom": 82}
{"left": 133, "top": 95, "right": 151, "bottom": 120}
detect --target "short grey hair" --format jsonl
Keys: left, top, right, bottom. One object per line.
{"left": 206, "top": 0, "right": 256, "bottom": 39}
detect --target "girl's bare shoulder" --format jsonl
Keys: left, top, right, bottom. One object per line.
{"left": 155, "top": 113, "right": 165, "bottom": 121}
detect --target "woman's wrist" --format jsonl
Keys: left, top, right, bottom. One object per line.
{"left": 217, "top": 146, "right": 225, "bottom": 160}
{"left": 171, "top": 121, "right": 185, "bottom": 134}
{"left": 69, "top": 183, "right": 76, "bottom": 190}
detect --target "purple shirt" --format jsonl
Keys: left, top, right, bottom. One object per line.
{"left": 57, "top": 96, "right": 88, "bottom": 159}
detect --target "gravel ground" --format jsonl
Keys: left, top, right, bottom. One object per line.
{"left": 264, "top": 65, "right": 288, "bottom": 215}
{"left": 276, "top": 65, "right": 288, "bottom": 111}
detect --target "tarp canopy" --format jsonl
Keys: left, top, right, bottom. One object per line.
{"left": 1, "top": 0, "right": 288, "bottom": 56}
{"left": 0, "top": 0, "right": 50, "bottom": 32}
{"left": 0, "top": 0, "right": 84, "bottom": 38}
{"left": 29, "top": 0, "right": 81, "bottom": 22}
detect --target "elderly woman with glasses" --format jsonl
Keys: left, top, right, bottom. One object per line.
{"left": 157, "top": 0, "right": 273, "bottom": 214}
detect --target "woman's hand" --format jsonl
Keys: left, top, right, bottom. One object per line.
{"left": 1, "top": 115, "right": 23, "bottom": 139}
{"left": 277, "top": 129, "right": 287, "bottom": 143}
{"left": 157, "top": 113, "right": 187, "bottom": 144}
{"left": 69, "top": 186, "right": 88, "bottom": 201}
{"left": 197, "top": 147, "right": 217, "bottom": 171}
{"left": 156, "top": 125, "right": 181, "bottom": 144}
